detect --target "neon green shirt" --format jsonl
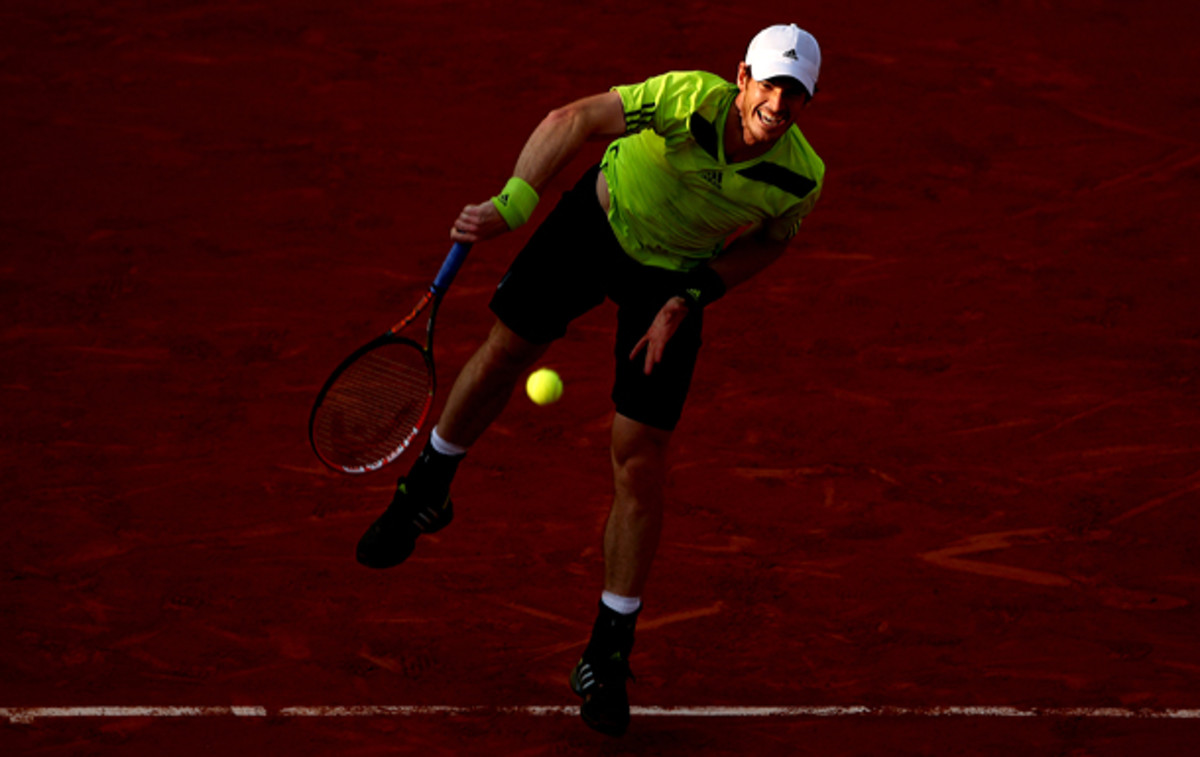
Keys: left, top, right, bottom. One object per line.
{"left": 602, "top": 70, "right": 824, "bottom": 272}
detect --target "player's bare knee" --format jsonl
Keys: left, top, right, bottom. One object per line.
{"left": 611, "top": 440, "right": 668, "bottom": 499}
{"left": 483, "top": 321, "right": 545, "bottom": 374}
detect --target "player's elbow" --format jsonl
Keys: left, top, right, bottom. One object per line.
{"left": 542, "top": 103, "right": 585, "bottom": 135}
{"left": 531, "top": 105, "right": 586, "bottom": 149}
{"left": 543, "top": 93, "right": 624, "bottom": 141}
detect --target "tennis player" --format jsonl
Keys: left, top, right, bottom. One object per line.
{"left": 358, "top": 24, "right": 825, "bottom": 736}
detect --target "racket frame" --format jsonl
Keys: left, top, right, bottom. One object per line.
{"left": 308, "top": 242, "right": 470, "bottom": 474}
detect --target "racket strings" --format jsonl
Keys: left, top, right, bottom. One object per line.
{"left": 313, "top": 344, "right": 432, "bottom": 469}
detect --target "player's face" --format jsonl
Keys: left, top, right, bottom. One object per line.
{"left": 735, "top": 63, "right": 809, "bottom": 147}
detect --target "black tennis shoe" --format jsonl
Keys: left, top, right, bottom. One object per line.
{"left": 569, "top": 651, "right": 634, "bottom": 737}
{"left": 355, "top": 478, "right": 453, "bottom": 568}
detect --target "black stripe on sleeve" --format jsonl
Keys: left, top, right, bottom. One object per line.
{"left": 625, "top": 103, "right": 655, "bottom": 134}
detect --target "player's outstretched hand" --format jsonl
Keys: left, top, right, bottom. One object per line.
{"left": 451, "top": 201, "right": 509, "bottom": 244}
{"left": 629, "top": 296, "right": 690, "bottom": 375}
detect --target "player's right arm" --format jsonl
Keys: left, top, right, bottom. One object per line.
{"left": 451, "top": 91, "right": 626, "bottom": 244}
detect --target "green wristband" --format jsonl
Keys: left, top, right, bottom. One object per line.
{"left": 491, "top": 176, "right": 539, "bottom": 230}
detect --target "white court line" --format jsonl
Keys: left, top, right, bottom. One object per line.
{"left": 4, "top": 705, "right": 1200, "bottom": 724}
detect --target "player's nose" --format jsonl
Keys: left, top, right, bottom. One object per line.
{"left": 765, "top": 88, "right": 785, "bottom": 114}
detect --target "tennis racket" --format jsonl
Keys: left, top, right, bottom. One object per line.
{"left": 309, "top": 242, "right": 472, "bottom": 474}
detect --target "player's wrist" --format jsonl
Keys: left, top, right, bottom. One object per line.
{"left": 491, "top": 177, "right": 539, "bottom": 230}
{"left": 678, "top": 266, "right": 726, "bottom": 309}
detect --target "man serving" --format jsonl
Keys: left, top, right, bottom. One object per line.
{"left": 357, "top": 24, "right": 826, "bottom": 737}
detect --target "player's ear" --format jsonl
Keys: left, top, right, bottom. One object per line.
{"left": 736, "top": 62, "right": 751, "bottom": 89}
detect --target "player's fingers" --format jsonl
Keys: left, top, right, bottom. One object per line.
{"left": 640, "top": 335, "right": 666, "bottom": 375}
{"left": 451, "top": 217, "right": 485, "bottom": 242}
{"left": 450, "top": 207, "right": 476, "bottom": 241}
{"left": 453, "top": 200, "right": 496, "bottom": 226}
{"left": 454, "top": 202, "right": 513, "bottom": 243}
{"left": 629, "top": 334, "right": 649, "bottom": 361}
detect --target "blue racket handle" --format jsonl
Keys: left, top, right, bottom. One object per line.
{"left": 431, "top": 242, "right": 472, "bottom": 295}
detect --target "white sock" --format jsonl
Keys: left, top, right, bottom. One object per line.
{"left": 430, "top": 427, "right": 468, "bottom": 457}
{"left": 601, "top": 591, "right": 642, "bottom": 615}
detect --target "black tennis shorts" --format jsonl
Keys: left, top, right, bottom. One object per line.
{"left": 489, "top": 164, "right": 703, "bottom": 432}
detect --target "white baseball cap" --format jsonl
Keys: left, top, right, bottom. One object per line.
{"left": 745, "top": 24, "right": 821, "bottom": 97}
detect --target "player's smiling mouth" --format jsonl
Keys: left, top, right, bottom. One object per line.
{"left": 756, "top": 106, "right": 786, "bottom": 128}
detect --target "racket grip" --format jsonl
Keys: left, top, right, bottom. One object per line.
{"left": 431, "top": 242, "right": 472, "bottom": 294}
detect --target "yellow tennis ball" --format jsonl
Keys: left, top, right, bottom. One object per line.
{"left": 525, "top": 368, "right": 563, "bottom": 406}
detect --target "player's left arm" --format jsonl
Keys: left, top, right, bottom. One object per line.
{"left": 708, "top": 218, "right": 795, "bottom": 291}
{"left": 629, "top": 220, "right": 797, "bottom": 375}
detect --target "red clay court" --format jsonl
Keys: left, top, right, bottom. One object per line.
{"left": 2, "top": 1, "right": 1198, "bottom": 754}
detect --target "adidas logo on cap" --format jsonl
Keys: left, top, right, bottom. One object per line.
{"left": 782, "top": 48, "right": 799, "bottom": 60}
